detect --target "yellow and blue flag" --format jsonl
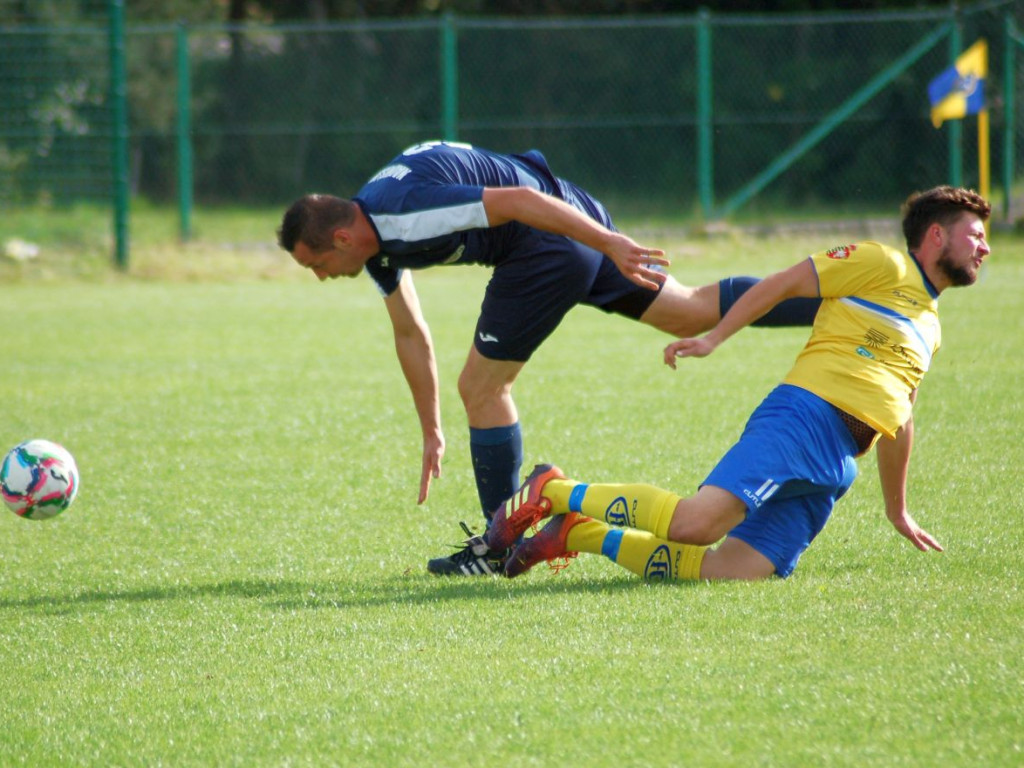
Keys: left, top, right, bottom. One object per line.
{"left": 928, "top": 39, "right": 987, "bottom": 128}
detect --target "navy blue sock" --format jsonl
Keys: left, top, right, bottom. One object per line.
{"left": 469, "top": 423, "right": 523, "bottom": 522}
{"left": 719, "top": 276, "right": 821, "bottom": 327}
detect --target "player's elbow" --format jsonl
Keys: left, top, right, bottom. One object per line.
{"left": 483, "top": 186, "right": 541, "bottom": 227}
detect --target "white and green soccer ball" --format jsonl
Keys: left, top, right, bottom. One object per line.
{"left": 1, "top": 439, "right": 80, "bottom": 520}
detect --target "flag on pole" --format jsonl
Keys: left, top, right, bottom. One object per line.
{"left": 928, "top": 39, "right": 987, "bottom": 128}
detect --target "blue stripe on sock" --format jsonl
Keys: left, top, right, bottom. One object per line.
{"left": 601, "top": 528, "right": 624, "bottom": 561}
{"left": 568, "top": 483, "right": 588, "bottom": 512}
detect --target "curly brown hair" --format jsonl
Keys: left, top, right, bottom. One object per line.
{"left": 901, "top": 186, "right": 990, "bottom": 251}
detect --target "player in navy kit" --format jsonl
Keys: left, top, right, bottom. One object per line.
{"left": 277, "top": 140, "right": 819, "bottom": 575}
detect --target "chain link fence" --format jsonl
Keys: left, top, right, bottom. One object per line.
{"left": 0, "top": 1, "right": 112, "bottom": 206}
{"left": 1, "top": 3, "right": 1022, "bottom": 262}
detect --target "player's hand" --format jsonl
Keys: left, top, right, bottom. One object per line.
{"left": 418, "top": 432, "right": 445, "bottom": 504}
{"left": 889, "top": 509, "right": 944, "bottom": 552}
{"left": 605, "top": 234, "right": 669, "bottom": 291}
{"left": 664, "top": 336, "right": 717, "bottom": 368}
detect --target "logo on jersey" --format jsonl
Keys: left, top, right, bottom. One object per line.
{"left": 891, "top": 289, "right": 920, "bottom": 306}
{"left": 743, "top": 478, "right": 780, "bottom": 509}
{"left": 604, "top": 497, "right": 630, "bottom": 527}
{"left": 856, "top": 346, "right": 876, "bottom": 359}
{"left": 643, "top": 545, "right": 672, "bottom": 581}
{"left": 825, "top": 244, "right": 857, "bottom": 260}
{"left": 863, "top": 328, "right": 889, "bottom": 348}
{"left": 403, "top": 140, "right": 474, "bottom": 156}
{"left": 367, "top": 164, "right": 412, "bottom": 183}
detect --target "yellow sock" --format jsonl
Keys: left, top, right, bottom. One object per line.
{"left": 557, "top": 482, "right": 680, "bottom": 539}
{"left": 541, "top": 479, "right": 577, "bottom": 514}
{"left": 567, "top": 518, "right": 706, "bottom": 581}
{"left": 569, "top": 524, "right": 704, "bottom": 581}
{"left": 563, "top": 515, "right": 607, "bottom": 553}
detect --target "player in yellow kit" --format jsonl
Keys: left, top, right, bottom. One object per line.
{"left": 475, "top": 185, "right": 990, "bottom": 580}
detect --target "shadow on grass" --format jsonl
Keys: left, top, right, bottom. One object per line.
{"left": 0, "top": 571, "right": 697, "bottom": 614}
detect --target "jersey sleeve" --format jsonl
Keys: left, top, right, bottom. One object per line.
{"left": 365, "top": 260, "right": 402, "bottom": 296}
{"left": 362, "top": 180, "right": 489, "bottom": 242}
{"left": 808, "top": 242, "right": 901, "bottom": 299}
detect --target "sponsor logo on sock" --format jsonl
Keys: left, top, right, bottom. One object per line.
{"left": 644, "top": 544, "right": 672, "bottom": 580}
{"left": 605, "top": 496, "right": 630, "bottom": 527}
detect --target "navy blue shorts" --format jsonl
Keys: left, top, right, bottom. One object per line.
{"left": 473, "top": 223, "right": 662, "bottom": 362}
{"left": 704, "top": 385, "right": 860, "bottom": 577}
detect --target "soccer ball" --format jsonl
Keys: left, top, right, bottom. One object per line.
{"left": 1, "top": 439, "right": 80, "bottom": 520}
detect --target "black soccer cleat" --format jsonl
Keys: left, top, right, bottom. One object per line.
{"left": 427, "top": 522, "right": 509, "bottom": 576}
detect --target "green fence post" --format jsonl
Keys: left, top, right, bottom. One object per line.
{"left": 109, "top": 0, "right": 129, "bottom": 269}
{"left": 441, "top": 12, "right": 459, "bottom": 141}
{"left": 176, "top": 22, "right": 193, "bottom": 242}
{"left": 696, "top": 8, "right": 714, "bottom": 219}
{"left": 1003, "top": 14, "right": 1017, "bottom": 222}
{"left": 948, "top": 10, "right": 963, "bottom": 188}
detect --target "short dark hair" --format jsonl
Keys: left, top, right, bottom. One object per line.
{"left": 277, "top": 194, "right": 358, "bottom": 253}
{"left": 901, "top": 186, "right": 990, "bottom": 251}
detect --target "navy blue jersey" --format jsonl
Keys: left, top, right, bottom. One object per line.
{"left": 354, "top": 141, "right": 613, "bottom": 295}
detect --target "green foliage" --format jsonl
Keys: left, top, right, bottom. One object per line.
{"left": 0, "top": 227, "right": 1021, "bottom": 766}
{"left": 4, "top": 5, "right": 1019, "bottom": 217}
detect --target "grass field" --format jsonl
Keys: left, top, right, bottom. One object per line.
{"left": 1, "top": 211, "right": 1022, "bottom": 766}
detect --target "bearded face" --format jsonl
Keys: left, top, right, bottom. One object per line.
{"left": 935, "top": 242, "right": 977, "bottom": 287}
{"left": 932, "top": 214, "right": 989, "bottom": 288}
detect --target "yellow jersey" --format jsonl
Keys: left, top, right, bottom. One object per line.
{"left": 783, "top": 241, "right": 940, "bottom": 438}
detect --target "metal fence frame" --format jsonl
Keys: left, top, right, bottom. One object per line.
{"left": 2, "top": 3, "right": 1020, "bottom": 267}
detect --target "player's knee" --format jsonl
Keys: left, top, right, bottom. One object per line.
{"left": 667, "top": 504, "right": 740, "bottom": 546}
{"left": 457, "top": 369, "right": 500, "bottom": 415}
{"left": 456, "top": 368, "right": 479, "bottom": 408}
{"left": 668, "top": 518, "right": 725, "bottom": 546}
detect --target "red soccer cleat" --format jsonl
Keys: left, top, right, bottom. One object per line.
{"left": 504, "top": 513, "right": 584, "bottom": 579}
{"left": 484, "top": 463, "right": 566, "bottom": 551}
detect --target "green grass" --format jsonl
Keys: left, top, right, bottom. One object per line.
{"left": 1, "top": 214, "right": 1022, "bottom": 766}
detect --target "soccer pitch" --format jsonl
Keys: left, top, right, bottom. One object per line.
{"left": 1, "top": 232, "right": 1022, "bottom": 766}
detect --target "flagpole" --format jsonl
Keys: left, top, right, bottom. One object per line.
{"left": 978, "top": 108, "right": 990, "bottom": 202}
{"left": 948, "top": 23, "right": 963, "bottom": 187}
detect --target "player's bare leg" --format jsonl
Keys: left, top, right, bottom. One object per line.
{"left": 456, "top": 349, "right": 523, "bottom": 429}
{"left": 642, "top": 274, "right": 820, "bottom": 332}
{"left": 428, "top": 349, "right": 526, "bottom": 575}
{"left": 639, "top": 275, "right": 721, "bottom": 338}
{"left": 666, "top": 485, "right": 748, "bottom": 546}
{"left": 700, "top": 536, "right": 776, "bottom": 580}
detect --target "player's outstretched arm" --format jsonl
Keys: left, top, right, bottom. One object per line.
{"left": 383, "top": 273, "right": 445, "bottom": 504}
{"left": 481, "top": 186, "right": 668, "bottom": 290}
{"left": 665, "top": 258, "right": 818, "bottom": 368}
{"left": 876, "top": 410, "right": 943, "bottom": 552}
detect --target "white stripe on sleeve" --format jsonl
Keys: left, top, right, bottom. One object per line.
{"left": 371, "top": 201, "right": 489, "bottom": 242}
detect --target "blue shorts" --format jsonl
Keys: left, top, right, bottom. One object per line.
{"left": 473, "top": 186, "right": 662, "bottom": 362}
{"left": 703, "top": 384, "right": 860, "bottom": 577}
